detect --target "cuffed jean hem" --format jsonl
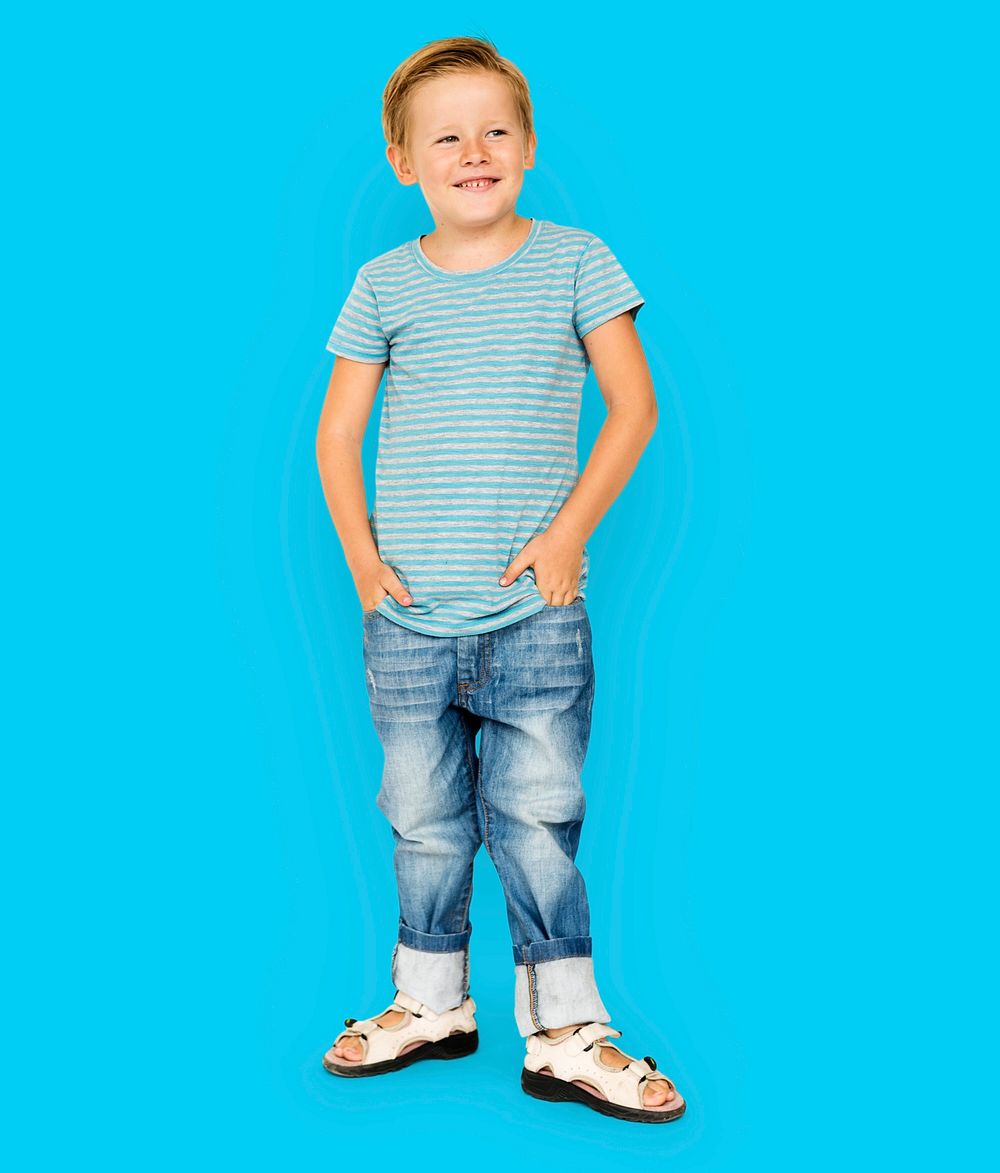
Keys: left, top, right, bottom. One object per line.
{"left": 398, "top": 922, "right": 471, "bottom": 954}
{"left": 512, "top": 935, "right": 594, "bottom": 965}
{"left": 391, "top": 937, "right": 470, "bottom": 1015}
{"left": 513, "top": 954, "right": 611, "bottom": 1038}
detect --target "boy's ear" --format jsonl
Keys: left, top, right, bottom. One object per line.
{"left": 386, "top": 143, "right": 419, "bottom": 186}
{"left": 523, "top": 132, "right": 538, "bottom": 170}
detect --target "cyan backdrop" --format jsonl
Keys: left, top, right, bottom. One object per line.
{"left": 7, "top": 2, "right": 993, "bottom": 1169}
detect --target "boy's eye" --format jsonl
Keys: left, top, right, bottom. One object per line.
{"left": 438, "top": 130, "right": 508, "bottom": 143}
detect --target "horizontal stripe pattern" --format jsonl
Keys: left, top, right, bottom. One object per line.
{"left": 326, "top": 218, "right": 644, "bottom": 636}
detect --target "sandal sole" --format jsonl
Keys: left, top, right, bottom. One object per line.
{"left": 323, "top": 1028, "right": 479, "bottom": 1078}
{"left": 521, "top": 1067, "right": 685, "bottom": 1123}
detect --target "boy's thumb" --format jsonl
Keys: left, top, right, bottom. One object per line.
{"left": 499, "top": 557, "right": 526, "bottom": 587}
{"left": 388, "top": 571, "right": 412, "bottom": 606}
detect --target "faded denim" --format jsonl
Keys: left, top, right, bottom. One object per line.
{"left": 361, "top": 596, "right": 611, "bottom": 1037}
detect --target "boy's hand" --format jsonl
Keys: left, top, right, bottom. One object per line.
{"left": 357, "top": 558, "right": 412, "bottom": 610}
{"left": 499, "top": 530, "right": 584, "bottom": 606}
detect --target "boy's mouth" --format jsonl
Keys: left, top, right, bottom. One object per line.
{"left": 453, "top": 177, "right": 501, "bottom": 191}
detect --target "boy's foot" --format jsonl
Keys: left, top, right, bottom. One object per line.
{"left": 541, "top": 1024, "right": 681, "bottom": 1110}
{"left": 324, "top": 992, "right": 479, "bottom": 1076}
{"left": 329, "top": 1007, "right": 404, "bottom": 1062}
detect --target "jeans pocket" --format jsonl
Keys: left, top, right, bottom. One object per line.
{"left": 543, "top": 595, "right": 585, "bottom": 607}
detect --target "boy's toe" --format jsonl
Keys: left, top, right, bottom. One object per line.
{"left": 328, "top": 1036, "right": 364, "bottom": 1063}
{"left": 643, "top": 1079, "right": 683, "bottom": 1111}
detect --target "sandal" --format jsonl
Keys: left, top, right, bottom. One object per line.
{"left": 521, "top": 1022, "right": 686, "bottom": 1123}
{"left": 323, "top": 990, "right": 479, "bottom": 1078}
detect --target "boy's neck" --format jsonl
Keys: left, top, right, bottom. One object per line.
{"left": 418, "top": 214, "right": 533, "bottom": 272}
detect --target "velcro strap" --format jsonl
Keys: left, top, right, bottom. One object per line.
{"left": 391, "top": 990, "right": 426, "bottom": 1015}
{"left": 577, "top": 1022, "right": 620, "bottom": 1047}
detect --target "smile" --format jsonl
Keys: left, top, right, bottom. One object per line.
{"left": 454, "top": 178, "right": 500, "bottom": 190}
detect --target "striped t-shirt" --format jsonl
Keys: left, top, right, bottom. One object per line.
{"left": 325, "top": 217, "right": 644, "bottom": 637}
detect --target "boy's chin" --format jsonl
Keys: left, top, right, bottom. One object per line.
{"left": 445, "top": 195, "right": 521, "bottom": 220}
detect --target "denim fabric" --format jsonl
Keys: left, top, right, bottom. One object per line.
{"left": 361, "top": 597, "right": 611, "bottom": 1037}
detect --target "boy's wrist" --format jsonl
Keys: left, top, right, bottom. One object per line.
{"left": 546, "top": 515, "right": 590, "bottom": 547}
{"left": 347, "top": 548, "right": 384, "bottom": 577}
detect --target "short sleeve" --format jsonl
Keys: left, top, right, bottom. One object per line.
{"left": 573, "top": 236, "right": 645, "bottom": 339}
{"left": 326, "top": 266, "right": 389, "bottom": 363}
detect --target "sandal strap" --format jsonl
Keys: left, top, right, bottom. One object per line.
{"left": 527, "top": 1021, "right": 621, "bottom": 1057}
{"left": 577, "top": 1021, "right": 621, "bottom": 1048}
{"left": 390, "top": 989, "right": 428, "bottom": 1015}
{"left": 592, "top": 1037, "right": 676, "bottom": 1090}
{"left": 390, "top": 990, "right": 478, "bottom": 1021}
{"left": 525, "top": 1025, "right": 679, "bottom": 1109}
{"left": 333, "top": 994, "right": 412, "bottom": 1048}
{"left": 330, "top": 992, "right": 477, "bottom": 1065}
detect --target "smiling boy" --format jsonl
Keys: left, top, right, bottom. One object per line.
{"left": 315, "top": 36, "right": 686, "bottom": 1123}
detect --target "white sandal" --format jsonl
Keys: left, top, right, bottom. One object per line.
{"left": 323, "top": 990, "right": 479, "bottom": 1078}
{"left": 522, "top": 1022, "right": 685, "bottom": 1123}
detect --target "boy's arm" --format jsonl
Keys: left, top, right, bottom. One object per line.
{"left": 549, "top": 311, "right": 658, "bottom": 545}
{"left": 315, "top": 355, "right": 386, "bottom": 580}
{"left": 500, "top": 311, "right": 657, "bottom": 600}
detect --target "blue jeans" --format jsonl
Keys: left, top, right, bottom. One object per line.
{"left": 361, "top": 596, "right": 611, "bottom": 1037}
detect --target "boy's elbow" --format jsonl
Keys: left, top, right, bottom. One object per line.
{"left": 642, "top": 383, "right": 659, "bottom": 433}
{"left": 627, "top": 396, "right": 658, "bottom": 434}
{"left": 644, "top": 396, "right": 659, "bottom": 430}
{"left": 316, "top": 424, "right": 363, "bottom": 457}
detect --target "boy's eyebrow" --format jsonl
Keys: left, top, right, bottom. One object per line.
{"left": 428, "top": 119, "right": 515, "bottom": 134}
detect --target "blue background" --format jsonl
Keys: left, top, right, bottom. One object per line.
{"left": 8, "top": 2, "right": 995, "bottom": 1168}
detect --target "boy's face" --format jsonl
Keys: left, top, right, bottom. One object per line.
{"left": 387, "top": 71, "right": 536, "bottom": 229}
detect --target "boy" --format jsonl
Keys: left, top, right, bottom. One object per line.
{"left": 315, "top": 36, "right": 685, "bottom": 1124}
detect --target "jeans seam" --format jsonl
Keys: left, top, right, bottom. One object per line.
{"left": 522, "top": 947, "right": 542, "bottom": 1031}
{"left": 461, "top": 712, "right": 480, "bottom": 942}
{"left": 457, "top": 726, "right": 477, "bottom": 935}
{"left": 464, "top": 732, "right": 490, "bottom": 856}
{"left": 458, "top": 841, "right": 474, "bottom": 996}
{"left": 458, "top": 632, "right": 492, "bottom": 695}
{"left": 469, "top": 722, "right": 534, "bottom": 952}
{"left": 459, "top": 873, "right": 474, "bottom": 944}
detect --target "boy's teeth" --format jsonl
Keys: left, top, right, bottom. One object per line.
{"left": 459, "top": 179, "right": 496, "bottom": 188}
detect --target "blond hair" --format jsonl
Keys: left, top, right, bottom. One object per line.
{"left": 382, "top": 35, "right": 535, "bottom": 162}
